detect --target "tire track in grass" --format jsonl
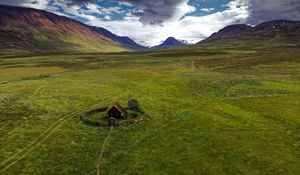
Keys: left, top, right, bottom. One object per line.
{"left": 96, "top": 127, "right": 113, "bottom": 175}
{"left": 0, "top": 94, "right": 124, "bottom": 173}
{"left": 0, "top": 85, "right": 44, "bottom": 131}
{"left": 0, "top": 74, "right": 159, "bottom": 173}
{"left": 94, "top": 75, "right": 159, "bottom": 175}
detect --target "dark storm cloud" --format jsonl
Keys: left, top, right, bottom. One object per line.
{"left": 114, "top": 0, "right": 186, "bottom": 25}
{"left": 246, "top": 0, "right": 300, "bottom": 24}
{"left": 0, "top": 0, "right": 31, "bottom": 5}
{"left": 0, "top": 0, "right": 96, "bottom": 6}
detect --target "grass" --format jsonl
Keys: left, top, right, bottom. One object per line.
{"left": 0, "top": 46, "right": 300, "bottom": 174}
{"left": 0, "top": 28, "right": 126, "bottom": 54}
{"left": 196, "top": 35, "right": 300, "bottom": 50}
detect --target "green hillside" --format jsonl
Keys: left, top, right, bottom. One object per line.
{"left": 0, "top": 5, "right": 127, "bottom": 54}
{"left": 197, "top": 35, "right": 300, "bottom": 50}
{"left": 0, "top": 28, "right": 126, "bottom": 54}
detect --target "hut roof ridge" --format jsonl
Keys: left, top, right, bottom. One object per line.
{"left": 113, "top": 102, "right": 123, "bottom": 112}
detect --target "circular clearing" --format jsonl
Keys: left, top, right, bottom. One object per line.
{"left": 80, "top": 107, "right": 147, "bottom": 127}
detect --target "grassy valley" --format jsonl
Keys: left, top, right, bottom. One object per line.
{"left": 0, "top": 45, "right": 300, "bottom": 174}
{"left": 1, "top": 4, "right": 300, "bottom": 175}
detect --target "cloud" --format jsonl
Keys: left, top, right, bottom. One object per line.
{"left": 88, "top": 0, "right": 249, "bottom": 46}
{"left": 66, "top": 0, "right": 96, "bottom": 6}
{"left": 0, "top": 0, "right": 49, "bottom": 9}
{"left": 51, "top": 1, "right": 98, "bottom": 20}
{"left": 246, "top": 0, "right": 300, "bottom": 24}
{"left": 0, "top": 0, "right": 96, "bottom": 9}
{"left": 113, "top": 0, "right": 196, "bottom": 25}
{"left": 0, "top": 0, "right": 30, "bottom": 5}
{"left": 200, "top": 8, "right": 215, "bottom": 13}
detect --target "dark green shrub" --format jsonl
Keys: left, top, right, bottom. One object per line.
{"left": 128, "top": 99, "right": 141, "bottom": 112}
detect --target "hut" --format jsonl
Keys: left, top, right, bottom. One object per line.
{"left": 106, "top": 102, "right": 127, "bottom": 119}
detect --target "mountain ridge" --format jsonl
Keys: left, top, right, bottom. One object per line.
{"left": 1, "top": 4, "right": 299, "bottom": 53}
{"left": 151, "top": 37, "right": 188, "bottom": 50}
{"left": 0, "top": 4, "right": 146, "bottom": 53}
{"left": 90, "top": 26, "right": 148, "bottom": 51}
{"left": 202, "top": 19, "right": 300, "bottom": 43}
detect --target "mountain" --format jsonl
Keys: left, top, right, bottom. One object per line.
{"left": 151, "top": 37, "right": 188, "bottom": 50}
{"left": 248, "top": 20, "right": 300, "bottom": 36}
{"left": 0, "top": 5, "right": 145, "bottom": 53}
{"left": 90, "top": 27, "right": 148, "bottom": 51}
{"left": 202, "top": 20, "right": 300, "bottom": 42}
{"left": 200, "top": 20, "right": 300, "bottom": 48}
{"left": 204, "top": 24, "right": 252, "bottom": 42}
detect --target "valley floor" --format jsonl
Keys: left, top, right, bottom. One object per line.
{"left": 0, "top": 47, "right": 300, "bottom": 174}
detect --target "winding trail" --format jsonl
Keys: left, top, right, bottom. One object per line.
{"left": 0, "top": 94, "right": 124, "bottom": 173}
{"left": 96, "top": 127, "right": 113, "bottom": 175}
{"left": 0, "top": 74, "right": 159, "bottom": 173}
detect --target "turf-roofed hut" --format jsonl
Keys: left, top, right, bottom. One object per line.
{"left": 107, "top": 102, "right": 127, "bottom": 119}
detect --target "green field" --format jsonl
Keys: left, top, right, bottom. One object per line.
{"left": 0, "top": 46, "right": 300, "bottom": 174}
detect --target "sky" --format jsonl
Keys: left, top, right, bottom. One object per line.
{"left": 0, "top": 0, "right": 299, "bottom": 46}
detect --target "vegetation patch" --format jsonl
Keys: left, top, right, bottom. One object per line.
{"left": 0, "top": 66, "right": 64, "bottom": 81}
{"left": 80, "top": 99, "right": 146, "bottom": 128}
{"left": 150, "top": 51, "right": 229, "bottom": 57}
{"left": 187, "top": 78, "right": 298, "bottom": 99}
{"left": 21, "top": 74, "right": 51, "bottom": 81}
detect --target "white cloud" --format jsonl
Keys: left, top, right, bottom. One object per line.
{"left": 87, "top": 0, "right": 250, "bottom": 46}
{"left": 0, "top": 0, "right": 49, "bottom": 10}
{"left": 44, "top": 1, "right": 98, "bottom": 20}
{"left": 104, "top": 15, "right": 112, "bottom": 20}
{"left": 26, "top": 0, "right": 49, "bottom": 9}
{"left": 117, "top": 1, "right": 133, "bottom": 7}
{"left": 200, "top": 8, "right": 215, "bottom": 13}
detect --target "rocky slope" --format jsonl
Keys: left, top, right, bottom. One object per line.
{"left": 204, "top": 24, "right": 252, "bottom": 42}
{"left": 0, "top": 5, "right": 136, "bottom": 53}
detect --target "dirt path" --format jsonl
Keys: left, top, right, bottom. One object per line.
{"left": 0, "top": 75, "right": 159, "bottom": 173}
{"left": 191, "top": 61, "right": 196, "bottom": 70}
{"left": 94, "top": 75, "right": 159, "bottom": 175}
{"left": 96, "top": 127, "right": 113, "bottom": 175}
{"left": 0, "top": 95, "right": 123, "bottom": 173}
